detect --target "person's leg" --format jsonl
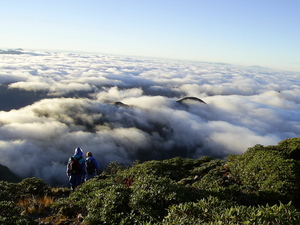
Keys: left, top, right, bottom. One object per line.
{"left": 85, "top": 172, "right": 96, "bottom": 181}
{"left": 69, "top": 175, "right": 76, "bottom": 191}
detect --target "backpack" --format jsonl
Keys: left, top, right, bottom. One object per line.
{"left": 86, "top": 158, "right": 96, "bottom": 174}
{"left": 69, "top": 156, "right": 82, "bottom": 175}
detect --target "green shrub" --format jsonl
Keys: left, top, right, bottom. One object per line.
{"left": 121, "top": 160, "right": 181, "bottom": 182}
{"left": 247, "top": 202, "right": 300, "bottom": 224}
{"left": 228, "top": 144, "right": 300, "bottom": 205}
{"left": 115, "top": 157, "right": 219, "bottom": 190}
{"left": 129, "top": 175, "right": 202, "bottom": 223}
{"left": 18, "top": 177, "right": 51, "bottom": 197}
{"left": 102, "top": 161, "right": 125, "bottom": 176}
{"left": 162, "top": 156, "right": 215, "bottom": 181}
{"left": 86, "top": 184, "right": 131, "bottom": 225}
{"left": 164, "top": 198, "right": 300, "bottom": 225}
{"left": 191, "top": 159, "right": 227, "bottom": 189}
{"left": 3, "top": 137, "right": 297, "bottom": 224}
{"left": 216, "top": 201, "right": 300, "bottom": 225}
{"left": 53, "top": 178, "right": 113, "bottom": 217}
{"left": 0, "top": 181, "right": 19, "bottom": 201}
{"left": 163, "top": 196, "right": 235, "bottom": 224}
{"left": 0, "top": 201, "right": 37, "bottom": 225}
{"left": 277, "top": 137, "right": 300, "bottom": 160}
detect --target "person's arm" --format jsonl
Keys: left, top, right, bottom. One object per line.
{"left": 95, "top": 159, "right": 101, "bottom": 173}
{"left": 66, "top": 158, "right": 71, "bottom": 176}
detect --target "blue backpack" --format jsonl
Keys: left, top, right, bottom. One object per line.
{"left": 86, "top": 158, "right": 96, "bottom": 174}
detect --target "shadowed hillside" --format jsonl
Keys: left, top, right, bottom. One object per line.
{"left": 0, "top": 164, "right": 21, "bottom": 183}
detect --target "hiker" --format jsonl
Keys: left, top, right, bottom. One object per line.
{"left": 66, "top": 147, "right": 86, "bottom": 191}
{"left": 85, "top": 151, "right": 100, "bottom": 181}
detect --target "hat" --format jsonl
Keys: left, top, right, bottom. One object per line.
{"left": 74, "top": 147, "right": 83, "bottom": 156}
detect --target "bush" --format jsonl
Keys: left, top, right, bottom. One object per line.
{"left": 18, "top": 177, "right": 51, "bottom": 197}
{"left": 0, "top": 201, "right": 37, "bottom": 225}
{"left": 102, "top": 161, "right": 125, "bottom": 176}
{"left": 191, "top": 159, "right": 227, "bottom": 189}
{"left": 277, "top": 137, "right": 300, "bottom": 160}
{"left": 163, "top": 198, "right": 300, "bottom": 225}
{"left": 250, "top": 202, "right": 300, "bottom": 224}
{"left": 5, "top": 137, "right": 298, "bottom": 224}
{"left": 228, "top": 144, "right": 300, "bottom": 205}
{"left": 129, "top": 175, "right": 202, "bottom": 223}
{"left": 83, "top": 173, "right": 202, "bottom": 224}
{"left": 163, "top": 196, "right": 235, "bottom": 224}
{"left": 120, "top": 160, "right": 182, "bottom": 182}
{"left": 86, "top": 184, "right": 132, "bottom": 225}
{"left": 53, "top": 178, "right": 113, "bottom": 217}
{"left": 0, "top": 181, "right": 19, "bottom": 201}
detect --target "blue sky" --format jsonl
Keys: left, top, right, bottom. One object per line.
{"left": 1, "top": 0, "right": 300, "bottom": 71}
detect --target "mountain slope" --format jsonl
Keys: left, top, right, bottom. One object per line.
{"left": 0, "top": 164, "right": 21, "bottom": 182}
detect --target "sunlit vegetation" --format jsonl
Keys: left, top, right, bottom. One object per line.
{"left": 19, "top": 195, "right": 55, "bottom": 215}
{"left": 1, "top": 137, "right": 300, "bottom": 224}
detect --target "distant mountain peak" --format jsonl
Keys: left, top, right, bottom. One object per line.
{"left": 0, "top": 48, "right": 25, "bottom": 55}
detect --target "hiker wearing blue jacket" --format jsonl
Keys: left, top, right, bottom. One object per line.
{"left": 85, "top": 152, "right": 100, "bottom": 181}
{"left": 66, "top": 147, "right": 86, "bottom": 191}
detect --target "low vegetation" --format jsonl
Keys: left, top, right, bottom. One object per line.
{"left": 1, "top": 137, "right": 300, "bottom": 224}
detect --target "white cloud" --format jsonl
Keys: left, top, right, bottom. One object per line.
{"left": 0, "top": 50, "right": 299, "bottom": 186}
{"left": 0, "top": 72, "right": 29, "bottom": 84}
{"left": 95, "top": 86, "right": 143, "bottom": 103}
{"left": 9, "top": 81, "right": 50, "bottom": 91}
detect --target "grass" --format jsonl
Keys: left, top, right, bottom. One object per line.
{"left": 19, "top": 195, "right": 55, "bottom": 215}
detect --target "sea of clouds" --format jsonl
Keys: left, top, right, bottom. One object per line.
{"left": 0, "top": 50, "right": 299, "bottom": 186}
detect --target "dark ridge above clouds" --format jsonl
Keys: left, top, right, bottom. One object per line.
{"left": 0, "top": 48, "right": 25, "bottom": 55}
{"left": 0, "top": 50, "right": 299, "bottom": 186}
{"left": 114, "top": 101, "right": 130, "bottom": 107}
{"left": 114, "top": 96, "right": 207, "bottom": 109}
{"left": 177, "top": 97, "right": 207, "bottom": 104}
